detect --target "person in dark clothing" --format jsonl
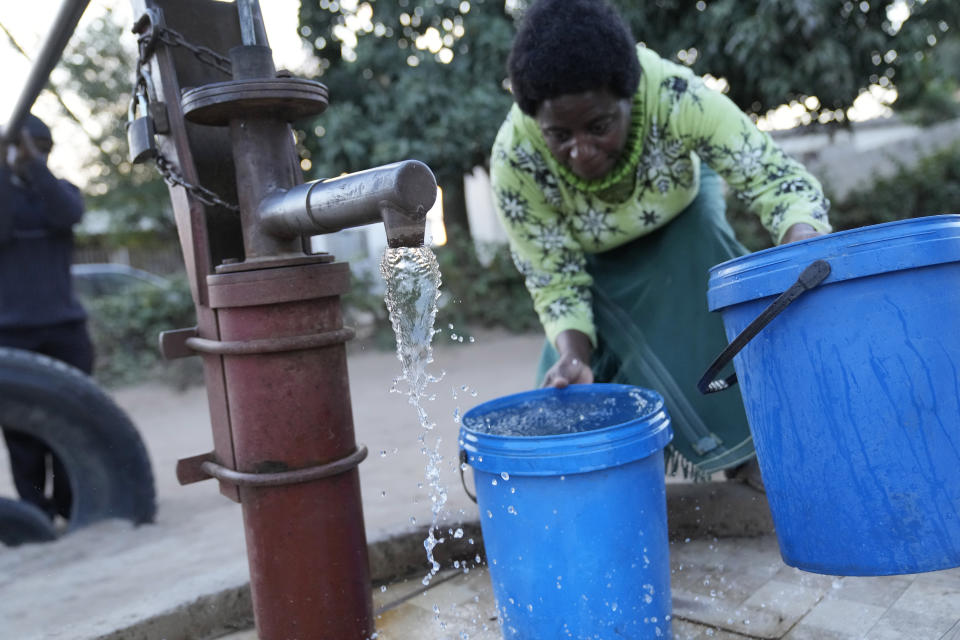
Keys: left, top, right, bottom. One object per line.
{"left": 0, "top": 113, "right": 93, "bottom": 520}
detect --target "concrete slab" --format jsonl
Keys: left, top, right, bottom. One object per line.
{"left": 222, "top": 536, "right": 960, "bottom": 640}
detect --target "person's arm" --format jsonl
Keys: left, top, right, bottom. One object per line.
{"left": 490, "top": 113, "right": 598, "bottom": 384}
{"left": 663, "top": 61, "right": 831, "bottom": 245}
{"left": 21, "top": 160, "right": 84, "bottom": 231}
{"left": 0, "top": 166, "right": 14, "bottom": 244}
{"left": 15, "top": 133, "right": 84, "bottom": 231}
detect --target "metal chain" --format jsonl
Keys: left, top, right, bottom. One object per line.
{"left": 153, "top": 26, "right": 233, "bottom": 76}
{"left": 156, "top": 153, "right": 240, "bottom": 212}
{"left": 129, "top": 18, "right": 239, "bottom": 212}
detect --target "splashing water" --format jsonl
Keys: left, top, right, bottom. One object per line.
{"left": 380, "top": 246, "right": 447, "bottom": 585}
{"left": 381, "top": 246, "right": 442, "bottom": 414}
{"left": 462, "top": 390, "right": 658, "bottom": 437}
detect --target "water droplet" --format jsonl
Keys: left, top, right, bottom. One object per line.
{"left": 379, "top": 450, "right": 387, "bottom": 457}
{"left": 453, "top": 528, "right": 464, "bottom": 538}
{"left": 486, "top": 510, "right": 493, "bottom": 518}
{"left": 380, "top": 585, "right": 387, "bottom": 592}
{"left": 409, "top": 516, "right": 417, "bottom": 525}
{"left": 500, "top": 472, "right": 510, "bottom": 480}
{"left": 491, "top": 479, "right": 498, "bottom": 486}
{"left": 507, "top": 505, "right": 518, "bottom": 515}
{"left": 527, "top": 604, "right": 533, "bottom": 612}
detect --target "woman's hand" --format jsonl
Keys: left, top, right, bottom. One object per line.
{"left": 542, "top": 330, "right": 594, "bottom": 388}
{"left": 780, "top": 222, "right": 824, "bottom": 245}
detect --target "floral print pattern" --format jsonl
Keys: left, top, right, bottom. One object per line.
{"left": 490, "top": 45, "right": 832, "bottom": 344}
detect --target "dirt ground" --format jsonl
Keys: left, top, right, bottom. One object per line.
{"left": 0, "top": 327, "right": 548, "bottom": 540}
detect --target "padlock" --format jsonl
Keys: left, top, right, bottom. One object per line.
{"left": 127, "top": 91, "right": 158, "bottom": 164}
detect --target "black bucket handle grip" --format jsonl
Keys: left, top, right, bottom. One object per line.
{"left": 698, "top": 259, "right": 832, "bottom": 394}
{"left": 458, "top": 449, "right": 478, "bottom": 503}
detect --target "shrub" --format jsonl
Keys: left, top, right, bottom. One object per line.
{"left": 86, "top": 274, "right": 200, "bottom": 388}
{"left": 344, "top": 237, "right": 540, "bottom": 350}
{"left": 432, "top": 236, "right": 540, "bottom": 335}
{"left": 828, "top": 142, "right": 960, "bottom": 230}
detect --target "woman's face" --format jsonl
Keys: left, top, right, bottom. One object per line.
{"left": 535, "top": 89, "right": 632, "bottom": 181}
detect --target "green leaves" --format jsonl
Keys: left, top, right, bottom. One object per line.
{"left": 830, "top": 142, "right": 960, "bottom": 230}
{"left": 298, "top": 0, "right": 957, "bottom": 237}
{"left": 622, "top": 0, "right": 959, "bottom": 122}
{"left": 298, "top": 0, "right": 515, "bottom": 232}
{"left": 56, "top": 9, "right": 174, "bottom": 241}
{"left": 343, "top": 237, "right": 538, "bottom": 350}
{"left": 86, "top": 276, "right": 199, "bottom": 388}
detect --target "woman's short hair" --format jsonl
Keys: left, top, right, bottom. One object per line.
{"left": 507, "top": 0, "right": 640, "bottom": 116}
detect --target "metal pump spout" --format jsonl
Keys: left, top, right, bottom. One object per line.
{"left": 258, "top": 159, "right": 437, "bottom": 248}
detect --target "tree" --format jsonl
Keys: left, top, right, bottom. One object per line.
{"left": 298, "top": 0, "right": 517, "bottom": 234}
{"left": 54, "top": 9, "right": 174, "bottom": 242}
{"left": 639, "top": 0, "right": 960, "bottom": 125}
{"left": 298, "top": 1, "right": 959, "bottom": 231}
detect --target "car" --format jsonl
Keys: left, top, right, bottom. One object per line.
{"left": 70, "top": 263, "right": 170, "bottom": 301}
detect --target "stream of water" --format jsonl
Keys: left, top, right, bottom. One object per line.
{"left": 380, "top": 245, "right": 448, "bottom": 586}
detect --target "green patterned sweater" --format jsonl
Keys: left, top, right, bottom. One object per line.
{"left": 490, "top": 45, "right": 831, "bottom": 346}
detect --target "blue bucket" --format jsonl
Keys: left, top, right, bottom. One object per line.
{"left": 705, "top": 214, "right": 960, "bottom": 576}
{"left": 460, "top": 384, "right": 674, "bottom": 639}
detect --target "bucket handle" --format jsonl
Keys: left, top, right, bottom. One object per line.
{"left": 458, "top": 450, "right": 478, "bottom": 503}
{"left": 697, "top": 259, "right": 831, "bottom": 394}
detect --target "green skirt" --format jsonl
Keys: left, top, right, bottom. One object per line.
{"left": 536, "top": 167, "right": 754, "bottom": 476}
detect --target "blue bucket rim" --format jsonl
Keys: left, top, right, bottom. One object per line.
{"left": 708, "top": 214, "right": 960, "bottom": 311}
{"left": 459, "top": 384, "right": 672, "bottom": 476}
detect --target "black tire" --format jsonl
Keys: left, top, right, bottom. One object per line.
{"left": 0, "top": 496, "right": 58, "bottom": 545}
{"left": 0, "top": 347, "right": 156, "bottom": 533}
